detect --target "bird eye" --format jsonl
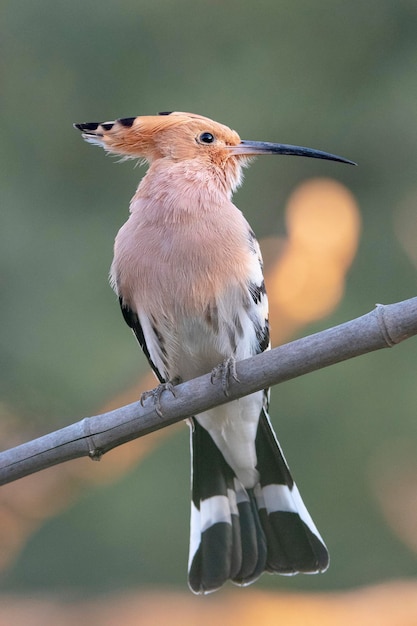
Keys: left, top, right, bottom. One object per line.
{"left": 199, "top": 132, "right": 215, "bottom": 144}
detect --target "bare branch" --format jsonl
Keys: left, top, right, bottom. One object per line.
{"left": 1, "top": 297, "right": 416, "bottom": 487}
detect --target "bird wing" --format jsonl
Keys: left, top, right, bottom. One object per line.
{"left": 118, "top": 297, "right": 166, "bottom": 384}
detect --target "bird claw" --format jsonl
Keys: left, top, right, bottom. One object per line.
{"left": 210, "top": 356, "right": 240, "bottom": 397}
{"left": 140, "top": 381, "right": 178, "bottom": 417}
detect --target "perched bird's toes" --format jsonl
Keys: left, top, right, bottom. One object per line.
{"left": 210, "top": 356, "right": 240, "bottom": 397}
{"left": 140, "top": 381, "right": 178, "bottom": 417}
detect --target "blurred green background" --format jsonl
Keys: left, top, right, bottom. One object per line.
{"left": 1, "top": 0, "right": 417, "bottom": 598}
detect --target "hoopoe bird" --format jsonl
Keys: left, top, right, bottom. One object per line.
{"left": 74, "top": 112, "right": 354, "bottom": 594}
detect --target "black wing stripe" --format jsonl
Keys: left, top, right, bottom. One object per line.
{"left": 118, "top": 298, "right": 165, "bottom": 383}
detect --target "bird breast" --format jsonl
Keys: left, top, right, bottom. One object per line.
{"left": 111, "top": 194, "right": 254, "bottom": 323}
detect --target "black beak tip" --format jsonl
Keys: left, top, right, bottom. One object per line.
{"left": 341, "top": 157, "right": 357, "bottom": 167}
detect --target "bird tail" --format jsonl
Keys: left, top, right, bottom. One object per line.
{"left": 187, "top": 410, "right": 329, "bottom": 594}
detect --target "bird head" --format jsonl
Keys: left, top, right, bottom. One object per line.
{"left": 74, "top": 111, "right": 355, "bottom": 171}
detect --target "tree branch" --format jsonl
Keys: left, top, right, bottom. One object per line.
{"left": 1, "top": 297, "right": 416, "bottom": 487}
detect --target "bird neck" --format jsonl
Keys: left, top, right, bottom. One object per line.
{"left": 130, "top": 159, "right": 243, "bottom": 220}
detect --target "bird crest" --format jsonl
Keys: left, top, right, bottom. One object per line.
{"left": 74, "top": 112, "right": 242, "bottom": 166}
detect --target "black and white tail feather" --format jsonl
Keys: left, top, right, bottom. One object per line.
{"left": 188, "top": 393, "right": 329, "bottom": 594}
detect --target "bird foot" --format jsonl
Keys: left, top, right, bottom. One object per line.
{"left": 210, "top": 356, "right": 240, "bottom": 397}
{"left": 140, "top": 380, "right": 179, "bottom": 417}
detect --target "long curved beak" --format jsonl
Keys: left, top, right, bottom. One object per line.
{"left": 230, "top": 140, "right": 356, "bottom": 165}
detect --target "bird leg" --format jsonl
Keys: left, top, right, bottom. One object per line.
{"left": 140, "top": 378, "right": 181, "bottom": 417}
{"left": 210, "top": 356, "right": 240, "bottom": 397}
